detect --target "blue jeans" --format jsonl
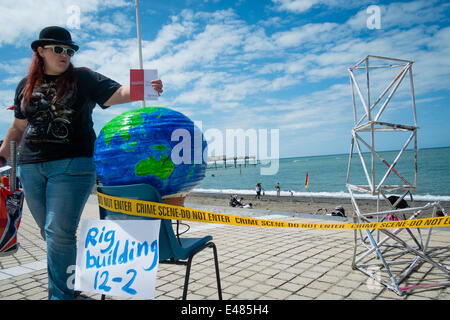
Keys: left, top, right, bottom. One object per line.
{"left": 18, "top": 157, "right": 96, "bottom": 300}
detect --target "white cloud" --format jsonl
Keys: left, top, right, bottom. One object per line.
{"left": 243, "top": 28, "right": 276, "bottom": 53}
{"left": 82, "top": 11, "right": 134, "bottom": 36}
{"left": 347, "top": 0, "right": 448, "bottom": 31}
{"left": 271, "top": 0, "right": 323, "bottom": 13}
{"left": 73, "top": 38, "right": 137, "bottom": 83}
{"left": 0, "top": 62, "right": 15, "bottom": 74}
{"left": 144, "top": 13, "right": 250, "bottom": 78}
{"left": 2, "top": 75, "right": 24, "bottom": 86}
{"left": 0, "top": 89, "right": 15, "bottom": 106}
{"left": 381, "top": 0, "right": 446, "bottom": 29}
{"left": 162, "top": 71, "right": 203, "bottom": 90}
{"left": 0, "top": 90, "right": 16, "bottom": 126}
{"left": 0, "top": 0, "right": 130, "bottom": 47}
{"left": 142, "top": 18, "right": 195, "bottom": 59}
{"left": 271, "top": 0, "right": 370, "bottom": 14}
{"left": 272, "top": 23, "right": 339, "bottom": 48}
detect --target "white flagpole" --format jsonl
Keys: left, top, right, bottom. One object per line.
{"left": 135, "top": 0, "right": 145, "bottom": 108}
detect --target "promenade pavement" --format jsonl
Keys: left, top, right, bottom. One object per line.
{"left": 0, "top": 194, "right": 449, "bottom": 300}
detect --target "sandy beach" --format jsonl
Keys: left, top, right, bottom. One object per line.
{"left": 185, "top": 191, "right": 450, "bottom": 219}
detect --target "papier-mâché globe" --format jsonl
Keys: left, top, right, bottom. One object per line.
{"left": 93, "top": 107, "right": 207, "bottom": 197}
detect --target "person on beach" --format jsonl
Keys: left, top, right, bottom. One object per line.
{"left": 0, "top": 26, "right": 163, "bottom": 300}
{"left": 229, "top": 194, "right": 243, "bottom": 207}
{"left": 255, "top": 182, "right": 262, "bottom": 199}
{"left": 275, "top": 182, "right": 280, "bottom": 197}
{"left": 387, "top": 195, "right": 408, "bottom": 221}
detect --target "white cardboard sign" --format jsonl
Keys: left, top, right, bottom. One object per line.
{"left": 144, "top": 69, "right": 159, "bottom": 100}
{"left": 75, "top": 219, "right": 161, "bottom": 299}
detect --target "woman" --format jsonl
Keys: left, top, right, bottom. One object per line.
{"left": 0, "top": 26, "right": 163, "bottom": 300}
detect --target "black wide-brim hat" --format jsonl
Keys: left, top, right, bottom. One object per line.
{"left": 31, "top": 26, "right": 79, "bottom": 52}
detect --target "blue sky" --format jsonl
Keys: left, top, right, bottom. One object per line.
{"left": 0, "top": 0, "right": 449, "bottom": 159}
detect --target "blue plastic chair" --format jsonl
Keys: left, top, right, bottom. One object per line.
{"left": 97, "top": 184, "right": 222, "bottom": 300}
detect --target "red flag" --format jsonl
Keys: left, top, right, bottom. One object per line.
{"left": 305, "top": 172, "right": 309, "bottom": 189}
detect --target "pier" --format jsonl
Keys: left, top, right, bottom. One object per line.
{"left": 207, "top": 155, "right": 258, "bottom": 169}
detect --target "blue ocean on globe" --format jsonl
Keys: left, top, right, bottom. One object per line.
{"left": 94, "top": 107, "right": 207, "bottom": 197}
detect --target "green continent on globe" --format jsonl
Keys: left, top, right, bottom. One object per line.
{"left": 135, "top": 153, "right": 175, "bottom": 180}
{"left": 100, "top": 107, "right": 161, "bottom": 146}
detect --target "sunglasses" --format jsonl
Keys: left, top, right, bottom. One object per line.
{"left": 44, "top": 45, "right": 76, "bottom": 57}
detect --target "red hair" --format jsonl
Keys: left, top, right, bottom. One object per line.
{"left": 22, "top": 52, "right": 77, "bottom": 109}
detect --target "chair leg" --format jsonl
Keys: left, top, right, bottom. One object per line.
{"left": 182, "top": 242, "right": 222, "bottom": 300}
{"left": 208, "top": 242, "right": 222, "bottom": 300}
{"left": 182, "top": 256, "right": 194, "bottom": 300}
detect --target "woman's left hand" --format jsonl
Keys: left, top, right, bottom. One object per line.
{"left": 151, "top": 79, "right": 163, "bottom": 96}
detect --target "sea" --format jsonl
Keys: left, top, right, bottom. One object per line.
{"left": 194, "top": 147, "right": 450, "bottom": 202}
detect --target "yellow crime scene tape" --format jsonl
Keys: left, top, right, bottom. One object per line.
{"left": 97, "top": 192, "right": 450, "bottom": 230}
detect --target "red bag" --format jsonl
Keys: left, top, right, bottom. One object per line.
{"left": 0, "top": 178, "right": 24, "bottom": 256}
